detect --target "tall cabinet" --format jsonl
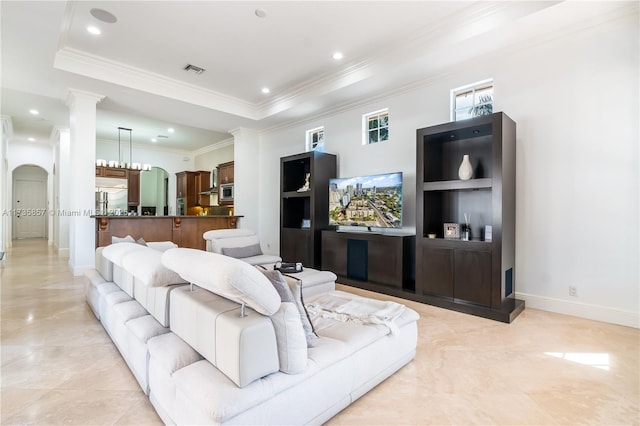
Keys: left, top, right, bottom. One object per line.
{"left": 280, "top": 151, "right": 336, "bottom": 268}
{"left": 416, "top": 112, "right": 524, "bottom": 322}
{"left": 176, "top": 171, "right": 211, "bottom": 215}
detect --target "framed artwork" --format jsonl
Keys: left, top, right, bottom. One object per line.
{"left": 444, "top": 223, "right": 460, "bottom": 240}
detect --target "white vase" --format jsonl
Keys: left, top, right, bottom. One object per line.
{"left": 458, "top": 155, "right": 473, "bottom": 180}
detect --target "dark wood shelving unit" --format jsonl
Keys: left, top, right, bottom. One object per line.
{"left": 415, "top": 112, "right": 524, "bottom": 323}
{"left": 280, "top": 151, "right": 336, "bottom": 268}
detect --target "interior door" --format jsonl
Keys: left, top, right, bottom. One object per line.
{"left": 14, "top": 179, "right": 46, "bottom": 239}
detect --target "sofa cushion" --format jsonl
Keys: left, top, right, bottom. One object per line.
{"left": 203, "top": 228, "right": 255, "bottom": 240}
{"left": 122, "top": 248, "right": 187, "bottom": 288}
{"left": 169, "top": 286, "right": 280, "bottom": 388}
{"left": 162, "top": 248, "right": 280, "bottom": 316}
{"left": 126, "top": 314, "right": 170, "bottom": 343}
{"left": 237, "top": 254, "right": 283, "bottom": 266}
{"left": 213, "top": 235, "right": 259, "bottom": 253}
{"left": 147, "top": 241, "right": 178, "bottom": 252}
{"left": 203, "top": 229, "right": 259, "bottom": 254}
{"left": 134, "top": 281, "right": 184, "bottom": 327}
{"left": 102, "top": 242, "right": 148, "bottom": 267}
{"left": 147, "top": 332, "right": 202, "bottom": 375}
{"left": 95, "top": 247, "right": 113, "bottom": 282}
{"left": 270, "top": 302, "right": 307, "bottom": 374}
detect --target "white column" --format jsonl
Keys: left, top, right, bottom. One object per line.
{"left": 229, "top": 128, "right": 260, "bottom": 234}
{"left": 66, "top": 89, "right": 104, "bottom": 275}
{"left": 55, "top": 127, "right": 71, "bottom": 256}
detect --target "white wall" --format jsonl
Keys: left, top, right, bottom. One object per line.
{"left": 194, "top": 141, "right": 234, "bottom": 172}
{"left": 250, "top": 11, "right": 639, "bottom": 327}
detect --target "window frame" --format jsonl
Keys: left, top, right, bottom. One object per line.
{"left": 362, "top": 108, "right": 389, "bottom": 145}
{"left": 305, "top": 126, "right": 325, "bottom": 152}
{"left": 451, "top": 79, "right": 494, "bottom": 121}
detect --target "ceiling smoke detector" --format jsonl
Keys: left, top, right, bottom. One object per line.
{"left": 184, "top": 64, "right": 206, "bottom": 75}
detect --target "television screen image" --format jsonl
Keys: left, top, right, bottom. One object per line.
{"left": 329, "top": 172, "right": 402, "bottom": 228}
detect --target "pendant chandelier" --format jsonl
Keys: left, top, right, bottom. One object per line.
{"left": 96, "top": 127, "right": 151, "bottom": 171}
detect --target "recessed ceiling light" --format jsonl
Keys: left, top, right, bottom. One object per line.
{"left": 28, "top": 137, "right": 36, "bottom": 142}
{"left": 332, "top": 52, "right": 344, "bottom": 60}
{"left": 261, "top": 87, "right": 270, "bottom": 94}
{"left": 87, "top": 26, "right": 101, "bottom": 35}
{"left": 167, "top": 128, "right": 175, "bottom": 133}
{"left": 90, "top": 8, "right": 117, "bottom": 24}
{"left": 29, "top": 109, "right": 39, "bottom": 115}
{"left": 151, "top": 138, "right": 158, "bottom": 143}
{"left": 255, "top": 8, "right": 267, "bottom": 18}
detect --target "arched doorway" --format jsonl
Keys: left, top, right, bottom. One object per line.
{"left": 12, "top": 165, "right": 47, "bottom": 239}
{"left": 140, "top": 166, "right": 169, "bottom": 216}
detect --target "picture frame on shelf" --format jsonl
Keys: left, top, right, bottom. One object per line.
{"left": 484, "top": 225, "right": 492, "bottom": 242}
{"left": 301, "top": 219, "right": 311, "bottom": 229}
{"left": 444, "top": 223, "right": 460, "bottom": 240}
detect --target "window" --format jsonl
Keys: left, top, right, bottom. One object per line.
{"left": 451, "top": 80, "right": 493, "bottom": 121}
{"left": 306, "top": 126, "right": 324, "bottom": 152}
{"left": 362, "top": 109, "right": 389, "bottom": 145}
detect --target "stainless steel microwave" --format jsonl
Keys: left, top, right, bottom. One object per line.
{"left": 220, "top": 184, "right": 234, "bottom": 202}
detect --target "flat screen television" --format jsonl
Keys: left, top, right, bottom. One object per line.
{"left": 329, "top": 172, "right": 402, "bottom": 229}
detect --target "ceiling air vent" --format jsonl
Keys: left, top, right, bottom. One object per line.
{"left": 184, "top": 64, "right": 206, "bottom": 75}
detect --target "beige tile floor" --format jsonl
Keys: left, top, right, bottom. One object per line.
{"left": 1, "top": 239, "right": 638, "bottom": 425}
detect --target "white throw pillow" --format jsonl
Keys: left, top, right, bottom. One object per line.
{"left": 287, "top": 279, "right": 318, "bottom": 346}
{"left": 270, "top": 302, "right": 307, "bottom": 374}
{"left": 111, "top": 235, "right": 135, "bottom": 244}
{"left": 161, "top": 248, "right": 280, "bottom": 316}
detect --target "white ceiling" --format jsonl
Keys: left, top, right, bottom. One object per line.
{"left": 1, "top": 1, "right": 626, "bottom": 151}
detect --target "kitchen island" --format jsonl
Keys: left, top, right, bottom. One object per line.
{"left": 94, "top": 215, "right": 241, "bottom": 250}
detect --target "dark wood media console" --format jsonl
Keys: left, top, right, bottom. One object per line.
{"left": 321, "top": 231, "right": 415, "bottom": 294}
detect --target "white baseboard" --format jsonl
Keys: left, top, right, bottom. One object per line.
{"left": 70, "top": 262, "right": 92, "bottom": 276}
{"left": 516, "top": 292, "right": 639, "bottom": 329}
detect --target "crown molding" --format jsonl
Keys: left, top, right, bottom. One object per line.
{"left": 66, "top": 88, "right": 106, "bottom": 106}
{"left": 191, "top": 138, "right": 234, "bottom": 157}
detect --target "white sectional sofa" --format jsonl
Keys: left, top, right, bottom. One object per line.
{"left": 84, "top": 240, "right": 419, "bottom": 425}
